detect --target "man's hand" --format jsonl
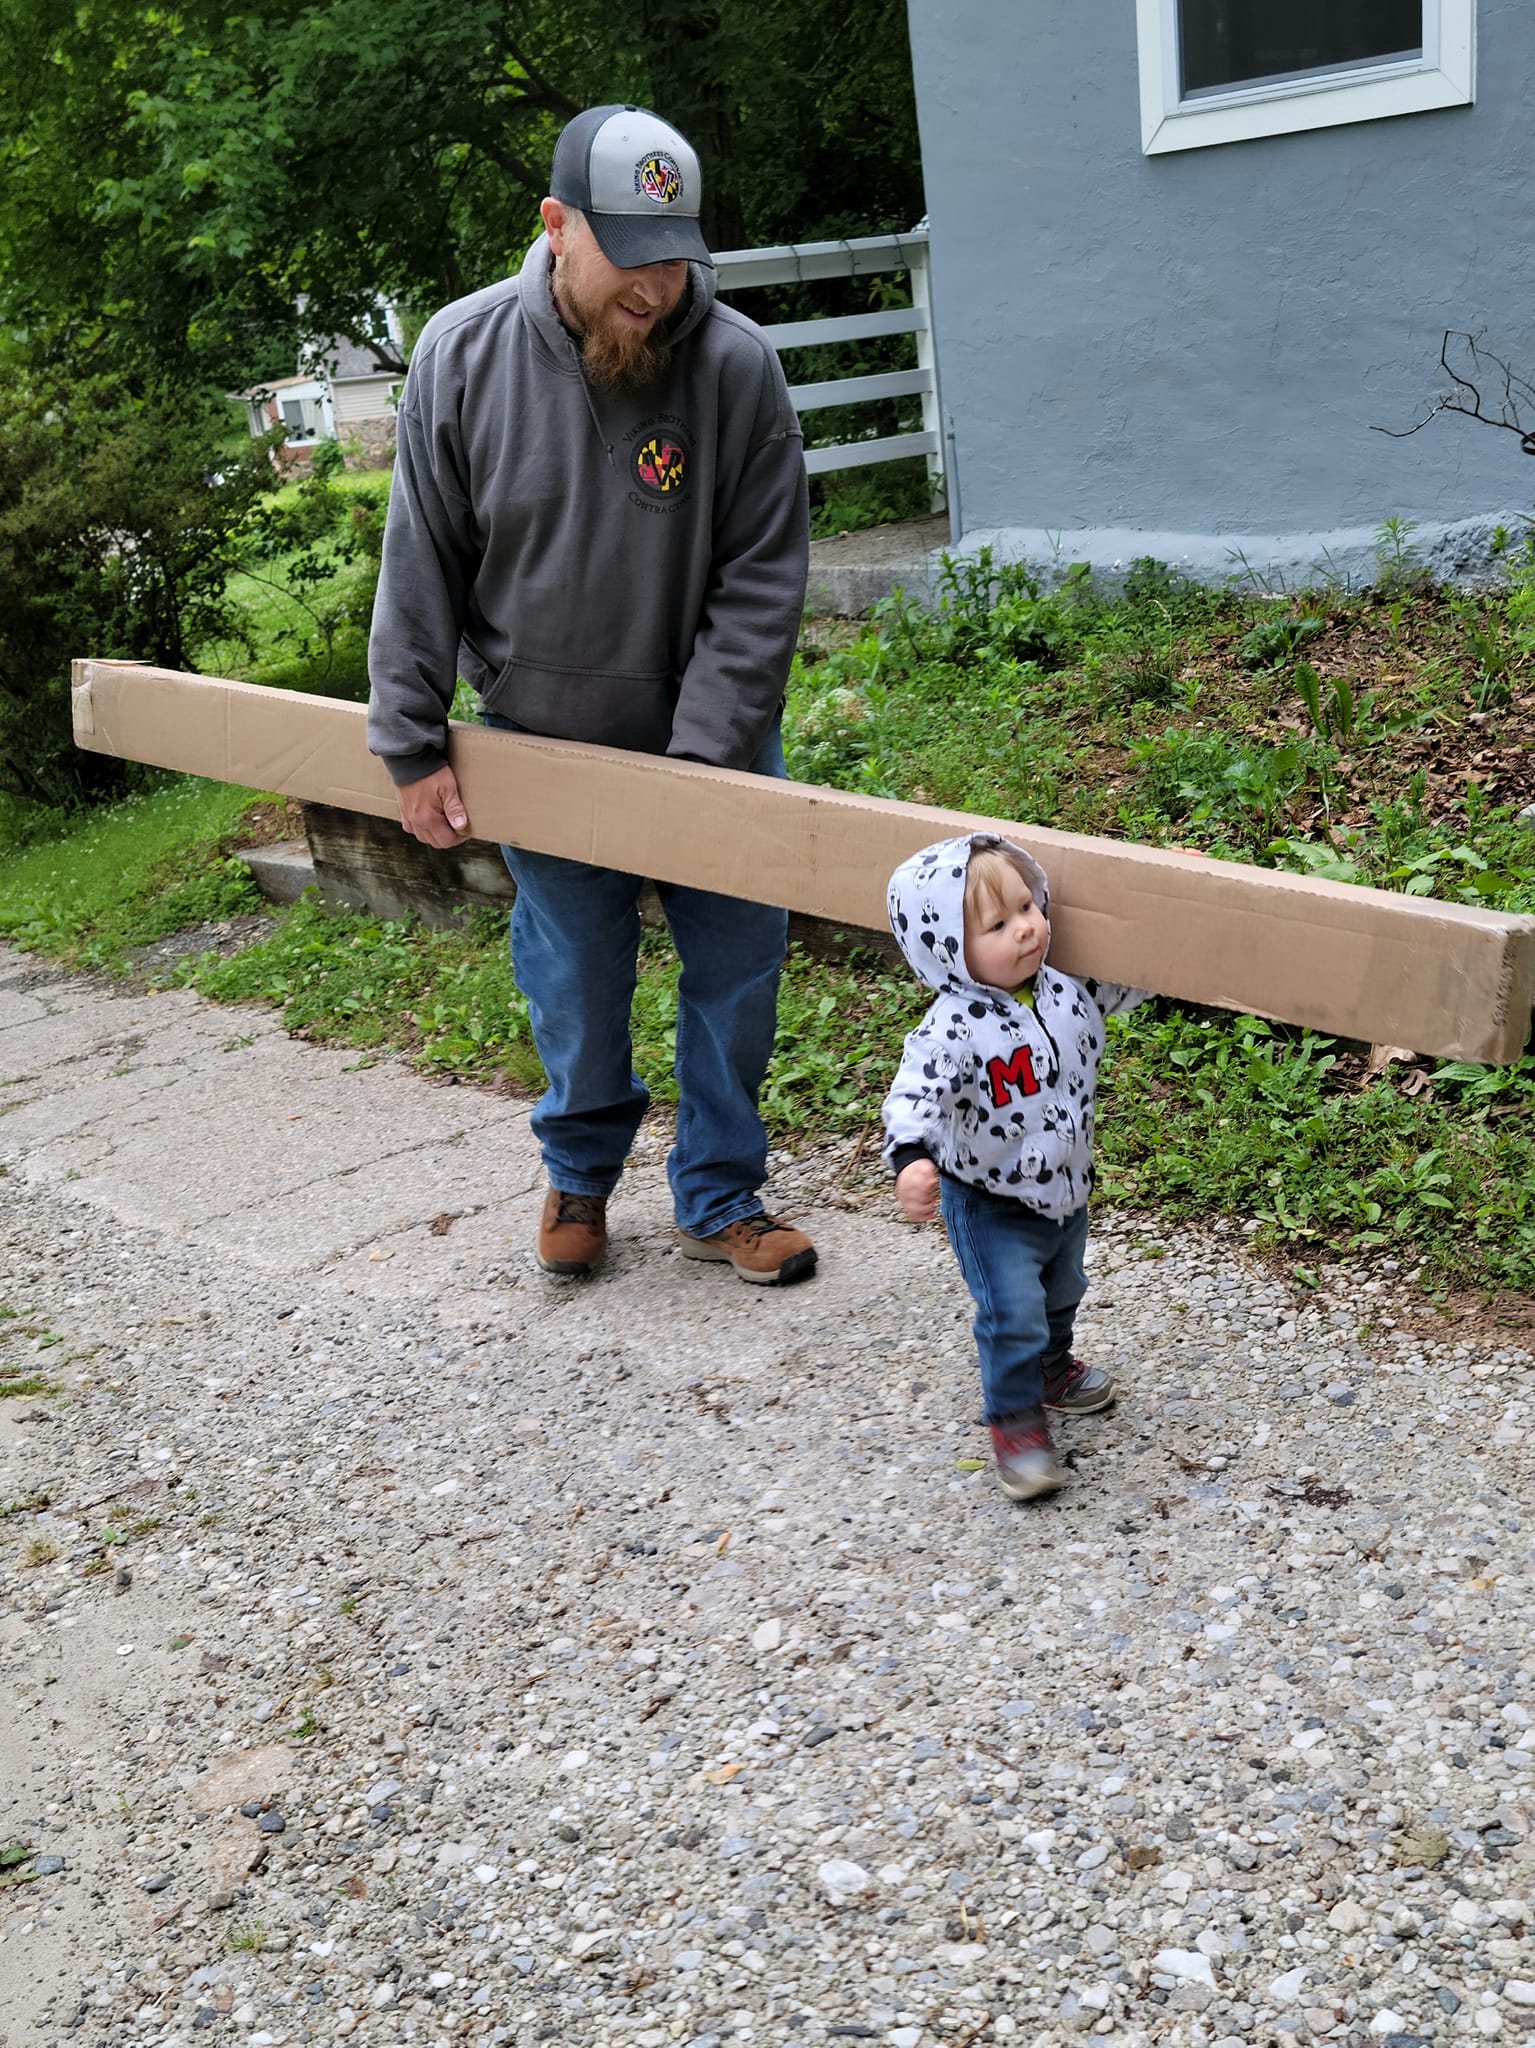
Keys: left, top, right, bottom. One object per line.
{"left": 398, "top": 765, "right": 470, "bottom": 848}
{"left": 895, "top": 1157, "right": 940, "bottom": 1224}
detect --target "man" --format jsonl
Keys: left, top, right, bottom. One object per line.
{"left": 367, "top": 104, "right": 817, "bottom": 1286}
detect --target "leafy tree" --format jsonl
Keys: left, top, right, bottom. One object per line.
{"left": 0, "top": 358, "right": 278, "bottom": 804}
{"left": 0, "top": 0, "right": 921, "bottom": 386}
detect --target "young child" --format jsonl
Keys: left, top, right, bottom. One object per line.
{"left": 881, "top": 833, "right": 1146, "bottom": 1500}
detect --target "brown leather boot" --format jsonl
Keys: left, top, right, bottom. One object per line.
{"left": 536, "top": 1189, "right": 608, "bottom": 1276}
{"left": 676, "top": 1210, "right": 817, "bottom": 1285}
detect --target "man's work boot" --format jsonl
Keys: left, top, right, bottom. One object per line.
{"left": 536, "top": 1190, "right": 608, "bottom": 1276}
{"left": 676, "top": 1211, "right": 818, "bottom": 1285}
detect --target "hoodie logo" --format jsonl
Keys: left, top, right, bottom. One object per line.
{"left": 636, "top": 154, "right": 683, "bottom": 205}
{"left": 986, "top": 1045, "right": 1041, "bottom": 1108}
{"left": 632, "top": 430, "right": 689, "bottom": 498}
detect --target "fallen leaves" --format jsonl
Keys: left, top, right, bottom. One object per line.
{"left": 1393, "top": 1824, "right": 1450, "bottom": 1868}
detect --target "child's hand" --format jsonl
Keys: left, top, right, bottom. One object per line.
{"left": 896, "top": 1158, "right": 940, "bottom": 1224}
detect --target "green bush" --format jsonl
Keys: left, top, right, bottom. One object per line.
{"left": 308, "top": 438, "right": 347, "bottom": 481}
{"left": 0, "top": 355, "right": 278, "bottom": 807}
{"left": 809, "top": 459, "right": 933, "bottom": 539}
{"left": 219, "top": 470, "right": 388, "bottom": 701}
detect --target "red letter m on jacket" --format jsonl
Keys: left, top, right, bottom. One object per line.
{"left": 986, "top": 1045, "right": 1040, "bottom": 1108}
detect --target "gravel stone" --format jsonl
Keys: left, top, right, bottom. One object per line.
{"left": 4, "top": 947, "right": 1535, "bottom": 2048}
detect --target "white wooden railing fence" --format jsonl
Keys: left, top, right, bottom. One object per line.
{"left": 712, "top": 224, "right": 950, "bottom": 524}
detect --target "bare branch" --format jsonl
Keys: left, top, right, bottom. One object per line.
{"left": 1374, "top": 331, "right": 1535, "bottom": 455}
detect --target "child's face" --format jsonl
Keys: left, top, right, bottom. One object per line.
{"left": 964, "top": 872, "right": 1049, "bottom": 990}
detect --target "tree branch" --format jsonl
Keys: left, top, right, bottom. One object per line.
{"left": 498, "top": 29, "right": 583, "bottom": 122}
{"left": 1374, "top": 331, "right": 1535, "bottom": 456}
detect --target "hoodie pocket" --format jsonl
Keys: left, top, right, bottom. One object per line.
{"left": 484, "top": 655, "right": 678, "bottom": 755}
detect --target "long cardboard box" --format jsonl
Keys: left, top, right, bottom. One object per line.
{"left": 72, "top": 660, "right": 1535, "bottom": 1063}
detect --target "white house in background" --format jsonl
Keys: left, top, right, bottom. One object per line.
{"left": 239, "top": 310, "right": 406, "bottom": 470}
{"left": 241, "top": 371, "right": 334, "bottom": 455}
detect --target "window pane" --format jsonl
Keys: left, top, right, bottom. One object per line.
{"left": 1180, "top": 0, "right": 1423, "bottom": 95}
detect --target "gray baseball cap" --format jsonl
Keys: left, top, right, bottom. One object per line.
{"left": 550, "top": 104, "right": 712, "bottom": 269}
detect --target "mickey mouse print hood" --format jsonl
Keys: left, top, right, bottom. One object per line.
{"left": 881, "top": 834, "right": 1145, "bottom": 1221}
{"left": 887, "top": 833, "right": 1050, "bottom": 997}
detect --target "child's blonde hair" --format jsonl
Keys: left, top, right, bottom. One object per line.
{"left": 964, "top": 843, "right": 1038, "bottom": 926}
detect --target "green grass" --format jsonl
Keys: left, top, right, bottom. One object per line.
{"left": 0, "top": 776, "right": 266, "bottom": 970}
{"left": 196, "top": 568, "right": 370, "bottom": 699}
{"left": 195, "top": 469, "right": 387, "bottom": 702}
{"left": 181, "top": 897, "right": 914, "bottom": 1136}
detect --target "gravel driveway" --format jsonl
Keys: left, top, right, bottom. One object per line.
{"left": 2, "top": 943, "right": 1533, "bottom": 2048}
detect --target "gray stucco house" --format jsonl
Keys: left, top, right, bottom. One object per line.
{"left": 906, "top": 0, "right": 1535, "bottom": 584}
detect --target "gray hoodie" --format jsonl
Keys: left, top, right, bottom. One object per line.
{"left": 367, "top": 236, "right": 809, "bottom": 786}
{"left": 881, "top": 834, "right": 1146, "bottom": 1220}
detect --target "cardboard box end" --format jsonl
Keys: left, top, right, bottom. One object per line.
{"left": 70, "top": 658, "right": 94, "bottom": 740}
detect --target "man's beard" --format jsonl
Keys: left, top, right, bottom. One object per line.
{"left": 580, "top": 317, "right": 673, "bottom": 393}
{"left": 554, "top": 259, "right": 675, "bottom": 394}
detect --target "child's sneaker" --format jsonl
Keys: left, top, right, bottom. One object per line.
{"left": 1042, "top": 1354, "right": 1115, "bottom": 1414}
{"left": 989, "top": 1412, "right": 1064, "bottom": 1500}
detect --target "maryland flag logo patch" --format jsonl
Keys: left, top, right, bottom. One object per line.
{"left": 635, "top": 153, "right": 684, "bottom": 205}
{"left": 632, "top": 432, "right": 689, "bottom": 498}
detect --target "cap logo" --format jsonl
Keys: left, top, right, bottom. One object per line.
{"left": 635, "top": 153, "right": 683, "bottom": 206}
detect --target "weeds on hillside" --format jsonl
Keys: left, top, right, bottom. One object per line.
{"left": 788, "top": 543, "right": 1535, "bottom": 885}
{"left": 1100, "top": 1010, "right": 1535, "bottom": 1290}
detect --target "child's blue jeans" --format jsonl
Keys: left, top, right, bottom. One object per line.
{"left": 939, "top": 1175, "right": 1090, "bottom": 1422}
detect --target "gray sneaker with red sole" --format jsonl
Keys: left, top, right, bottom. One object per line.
{"left": 1042, "top": 1354, "right": 1115, "bottom": 1414}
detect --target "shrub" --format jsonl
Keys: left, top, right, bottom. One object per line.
{"left": 228, "top": 470, "right": 388, "bottom": 699}
{"left": 308, "top": 438, "right": 347, "bottom": 480}
{"left": 0, "top": 355, "right": 278, "bottom": 807}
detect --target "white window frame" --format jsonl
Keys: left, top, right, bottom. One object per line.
{"left": 1136, "top": 0, "right": 1475, "bottom": 154}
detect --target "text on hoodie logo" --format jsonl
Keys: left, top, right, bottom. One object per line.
{"left": 986, "top": 1045, "right": 1040, "bottom": 1108}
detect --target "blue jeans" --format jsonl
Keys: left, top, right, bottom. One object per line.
{"left": 939, "top": 1175, "right": 1090, "bottom": 1423}
{"left": 488, "top": 717, "right": 789, "bottom": 1239}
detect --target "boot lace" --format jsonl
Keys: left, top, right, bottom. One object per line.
{"left": 555, "top": 1193, "right": 606, "bottom": 1227}
{"left": 733, "top": 1212, "right": 791, "bottom": 1241}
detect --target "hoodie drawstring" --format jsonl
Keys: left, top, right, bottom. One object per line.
{"left": 570, "top": 344, "right": 618, "bottom": 474}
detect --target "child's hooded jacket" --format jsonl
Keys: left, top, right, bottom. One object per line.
{"left": 880, "top": 833, "right": 1146, "bottom": 1220}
